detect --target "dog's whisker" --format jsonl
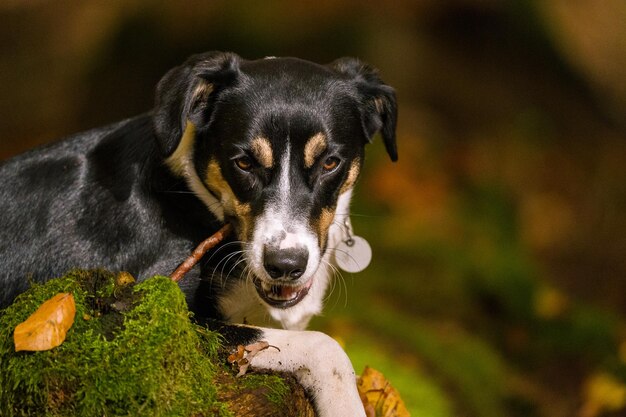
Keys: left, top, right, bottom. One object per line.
{"left": 218, "top": 251, "right": 244, "bottom": 284}
{"left": 330, "top": 221, "right": 351, "bottom": 238}
{"left": 243, "top": 268, "right": 255, "bottom": 293}
{"left": 204, "top": 241, "right": 245, "bottom": 267}
{"left": 225, "top": 256, "right": 249, "bottom": 289}
{"left": 210, "top": 252, "right": 247, "bottom": 291}
{"left": 323, "top": 264, "right": 340, "bottom": 309}
{"left": 321, "top": 263, "right": 339, "bottom": 309}
{"left": 321, "top": 258, "right": 350, "bottom": 309}
{"left": 215, "top": 251, "right": 241, "bottom": 275}
{"left": 333, "top": 211, "right": 379, "bottom": 218}
{"left": 325, "top": 246, "right": 354, "bottom": 257}
{"left": 325, "top": 246, "right": 360, "bottom": 287}
{"left": 158, "top": 190, "right": 197, "bottom": 195}
{"left": 207, "top": 244, "right": 244, "bottom": 286}
{"left": 325, "top": 245, "right": 361, "bottom": 264}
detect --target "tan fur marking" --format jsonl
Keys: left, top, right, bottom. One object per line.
{"left": 251, "top": 137, "right": 274, "bottom": 169}
{"left": 304, "top": 133, "right": 327, "bottom": 169}
{"left": 315, "top": 207, "right": 336, "bottom": 250}
{"left": 166, "top": 121, "right": 196, "bottom": 176}
{"left": 233, "top": 201, "right": 253, "bottom": 240}
{"left": 205, "top": 160, "right": 228, "bottom": 200}
{"left": 339, "top": 159, "right": 361, "bottom": 195}
{"left": 205, "top": 160, "right": 253, "bottom": 240}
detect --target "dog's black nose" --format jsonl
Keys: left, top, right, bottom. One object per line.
{"left": 263, "top": 247, "right": 309, "bottom": 280}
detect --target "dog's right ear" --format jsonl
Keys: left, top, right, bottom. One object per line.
{"left": 153, "top": 52, "right": 241, "bottom": 156}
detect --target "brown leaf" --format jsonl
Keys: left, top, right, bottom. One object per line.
{"left": 13, "top": 293, "right": 76, "bottom": 352}
{"left": 228, "top": 345, "right": 246, "bottom": 364}
{"left": 357, "top": 366, "right": 410, "bottom": 417}
{"left": 245, "top": 341, "right": 271, "bottom": 357}
{"left": 228, "top": 341, "right": 280, "bottom": 377}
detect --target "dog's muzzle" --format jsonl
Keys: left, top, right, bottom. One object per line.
{"left": 253, "top": 246, "right": 312, "bottom": 308}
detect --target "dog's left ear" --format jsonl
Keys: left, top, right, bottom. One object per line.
{"left": 153, "top": 52, "right": 241, "bottom": 156}
{"left": 330, "top": 58, "right": 398, "bottom": 162}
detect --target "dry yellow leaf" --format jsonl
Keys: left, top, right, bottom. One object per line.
{"left": 13, "top": 292, "right": 76, "bottom": 352}
{"left": 357, "top": 366, "right": 410, "bottom": 417}
{"left": 115, "top": 271, "right": 135, "bottom": 286}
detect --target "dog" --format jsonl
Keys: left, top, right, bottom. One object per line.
{"left": 0, "top": 51, "right": 397, "bottom": 416}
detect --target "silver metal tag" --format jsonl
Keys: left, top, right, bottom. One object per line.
{"left": 333, "top": 235, "right": 372, "bottom": 273}
{"left": 332, "top": 218, "right": 372, "bottom": 273}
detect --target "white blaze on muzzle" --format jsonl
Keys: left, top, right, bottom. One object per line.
{"left": 249, "top": 143, "right": 321, "bottom": 284}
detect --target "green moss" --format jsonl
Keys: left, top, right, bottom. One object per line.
{"left": 237, "top": 374, "right": 290, "bottom": 406}
{"left": 0, "top": 270, "right": 231, "bottom": 417}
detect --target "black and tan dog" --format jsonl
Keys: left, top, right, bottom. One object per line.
{"left": 0, "top": 52, "right": 397, "bottom": 416}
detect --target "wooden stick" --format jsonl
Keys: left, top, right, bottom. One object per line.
{"left": 170, "top": 223, "right": 232, "bottom": 283}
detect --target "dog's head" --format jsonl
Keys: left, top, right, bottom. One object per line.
{"left": 153, "top": 52, "right": 396, "bottom": 312}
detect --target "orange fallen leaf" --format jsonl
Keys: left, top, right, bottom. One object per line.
{"left": 228, "top": 345, "right": 246, "bottom": 365}
{"left": 13, "top": 292, "right": 76, "bottom": 352}
{"left": 357, "top": 366, "right": 410, "bottom": 417}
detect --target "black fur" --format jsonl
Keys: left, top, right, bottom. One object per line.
{"left": 0, "top": 116, "right": 221, "bottom": 309}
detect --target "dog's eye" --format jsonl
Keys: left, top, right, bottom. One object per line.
{"left": 322, "top": 157, "right": 340, "bottom": 172}
{"left": 235, "top": 156, "right": 253, "bottom": 172}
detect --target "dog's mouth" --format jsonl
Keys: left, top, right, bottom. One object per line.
{"left": 253, "top": 278, "right": 313, "bottom": 309}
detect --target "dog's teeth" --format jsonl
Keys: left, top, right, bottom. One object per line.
{"left": 264, "top": 284, "right": 300, "bottom": 301}
{"left": 256, "top": 278, "right": 311, "bottom": 305}
{"left": 268, "top": 292, "right": 298, "bottom": 301}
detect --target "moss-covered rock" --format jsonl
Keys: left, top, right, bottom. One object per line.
{"left": 0, "top": 270, "right": 313, "bottom": 417}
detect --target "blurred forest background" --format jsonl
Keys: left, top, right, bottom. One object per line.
{"left": 1, "top": 1, "right": 625, "bottom": 416}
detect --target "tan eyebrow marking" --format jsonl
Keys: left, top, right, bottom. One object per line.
{"left": 304, "top": 133, "right": 327, "bottom": 169}
{"left": 251, "top": 137, "right": 274, "bottom": 169}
